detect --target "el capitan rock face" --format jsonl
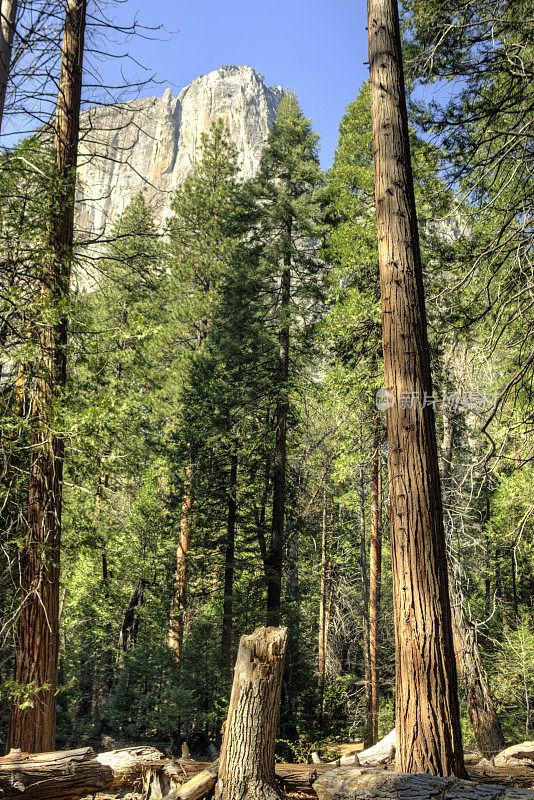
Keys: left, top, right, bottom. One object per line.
{"left": 75, "top": 65, "right": 284, "bottom": 244}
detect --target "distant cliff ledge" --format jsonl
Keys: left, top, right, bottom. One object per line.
{"left": 75, "top": 65, "right": 284, "bottom": 244}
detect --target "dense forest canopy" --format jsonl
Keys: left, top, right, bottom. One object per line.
{"left": 0, "top": 0, "right": 532, "bottom": 791}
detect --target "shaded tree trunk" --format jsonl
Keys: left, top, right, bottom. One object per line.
{"left": 450, "top": 576, "right": 506, "bottom": 759}
{"left": 367, "top": 0, "right": 466, "bottom": 776}
{"left": 324, "top": 559, "right": 333, "bottom": 676}
{"left": 360, "top": 462, "right": 372, "bottom": 748}
{"left": 441, "top": 415, "right": 505, "bottom": 759}
{"left": 511, "top": 552, "right": 518, "bottom": 621}
{"left": 318, "top": 488, "right": 328, "bottom": 714}
{"left": 221, "top": 450, "right": 238, "bottom": 679}
{"left": 254, "top": 446, "right": 271, "bottom": 570}
{"left": 369, "top": 419, "right": 382, "bottom": 745}
{"left": 169, "top": 463, "right": 193, "bottom": 661}
{"left": 267, "top": 257, "right": 290, "bottom": 627}
{"left": 286, "top": 522, "right": 299, "bottom": 601}
{"left": 7, "top": 0, "right": 86, "bottom": 754}
{"left": 0, "top": 0, "right": 18, "bottom": 131}
{"left": 118, "top": 579, "right": 149, "bottom": 652}
{"left": 215, "top": 626, "right": 287, "bottom": 800}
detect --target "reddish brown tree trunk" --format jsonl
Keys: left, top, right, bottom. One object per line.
{"left": 367, "top": 0, "right": 466, "bottom": 776}
{"left": 266, "top": 258, "right": 290, "bottom": 627}
{"left": 169, "top": 463, "right": 193, "bottom": 661}
{"left": 221, "top": 451, "right": 238, "bottom": 679}
{"left": 7, "top": 0, "right": 86, "bottom": 754}
{"left": 324, "top": 559, "right": 333, "bottom": 669}
{"left": 318, "top": 488, "right": 328, "bottom": 713}
{"left": 369, "top": 420, "right": 382, "bottom": 745}
{"left": 360, "top": 462, "right": 372, "bottom": 748}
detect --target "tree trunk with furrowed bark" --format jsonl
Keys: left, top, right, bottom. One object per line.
{"left": 215, "top": 626, "right": 287, "bottom": 800}
{"left": 318, "top": 488, "right": 329, "bottom": 714}
{"left": 367, "top": 0, "right": 466, "bottom": 777}
{"left": 7, "top": 0, "right": 86, "bottom": 754}
{"left": 369, "top": 419, "right": 382, "bottom": 746}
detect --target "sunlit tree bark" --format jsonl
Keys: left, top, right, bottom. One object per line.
{"left": 367, "top": 0, "right": 466, "bottom": 776}
{"left": 8, "top": 0, "right": 86, "bottom": 753}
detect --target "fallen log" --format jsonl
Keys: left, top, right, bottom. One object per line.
{"left": 161, "top": 761, "right": 219, "bottom": 800}
{"left": 276, "top": 763, "right": 339, "bottom": 796}
{"left": 325, "top": 730, "right": 395, "bottom": 768}
{"left": 357, "top": 728, "right": 396, "bottom": 765}
{"left": 143, "top": 759, "right": 188, "bottom": 798}
{"left": 313, "top": 766, "right": 534, "bottom": 800}
{"left": 0, "top": 747, "right": 109, "bottom": 800}
{"left": 0, "top": 745, "right": 165, "bottom": 800}
{"left": 326, "top": 753, "right": 361, "bottom": 768}
{"left": 494, "top": 742, "right": 534, "bottom": 768}
{"left": 145, "top": 759, "right": 341, "bottom": 798}
{"left": 468, "top": 765, "right": 534, "bottom": 790}
{"left": 6, "top": 747, "right": 531, "bottom": 800}
{"left": 95, "top": 746, "right": 166, "bottom": 788}
{"left": 147, "top": 759, "right": 534, "bottom": 800}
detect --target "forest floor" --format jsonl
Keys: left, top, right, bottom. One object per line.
{"left": 79, "top": 743, "right": 534, "bottom": 800}
{"left": 84, "top": 792, "right": 317, "bottom": 799}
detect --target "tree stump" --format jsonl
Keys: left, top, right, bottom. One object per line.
{"left": 215, "top": 626, "right": 288, "bottom": 800}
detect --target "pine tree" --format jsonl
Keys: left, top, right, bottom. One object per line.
{"left": 59, "top": 195, "right": 169, "bottom": 738}
{"left": 324, "top": 83, "right": 385, "bottom": 746}
{"left": 177, "top": 240, "right": 274, "bottom": 688}
{"left": 0, "top": 139, "right": 51, "bottom": 718}
{"left": 164, "top": 119, "right": 257, "bottom": 662}
{"left": 254, "top": 94, "right": 325, "bottom": 627}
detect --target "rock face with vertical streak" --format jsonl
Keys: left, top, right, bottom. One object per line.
{"left": 75, "top": 65, "right": 284, "bottom": 247}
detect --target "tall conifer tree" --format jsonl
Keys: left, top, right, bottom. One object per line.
{"left": 8, "top": 0, "right": 86, "bottom": 753}
{"left": 165, "top": 120, "right": 255, "bottom": 661}
{"left": 367, "top": 0, "right": 466, "bottom": 776}
{"left": 255, "top": 94, "right": 325, "bottom": 626}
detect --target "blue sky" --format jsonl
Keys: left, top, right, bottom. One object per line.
{"left": 101, "top": 0, "right": 369, "bottom": 169}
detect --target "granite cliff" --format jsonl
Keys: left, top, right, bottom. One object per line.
{"left": 75, "top": 65, "right": 284, "bottom": 243}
